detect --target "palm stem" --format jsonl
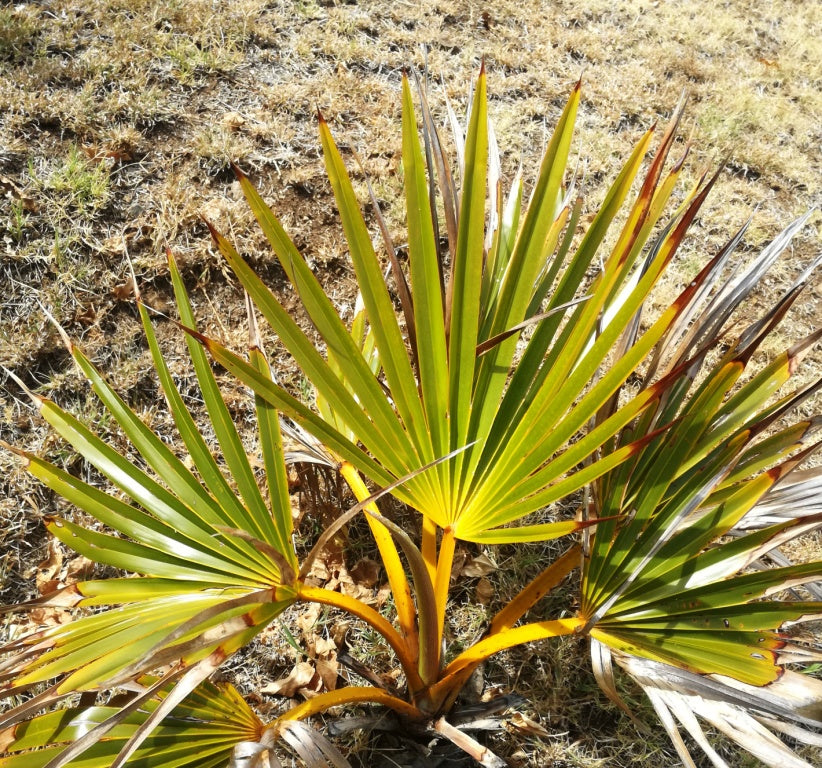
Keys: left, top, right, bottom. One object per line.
{"left": 273, "top": 686, "right": 422, "bottom": 723}
{"left": 338, "top": 462, "right": 419, "bottom": 654}
{"left": 433, "top": 527, "right": 456, "bottom": 654}
{"left": 296, "top": 584, "right": 424, "bottom": 697}
{"left": 422, "top": 516, "right": 438, "bottom": 586}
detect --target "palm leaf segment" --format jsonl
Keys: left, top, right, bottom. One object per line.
{"left": 201, "top": 70, "right": 712, "bottom": 548}
{"left": 0, "top": 679, "right": 264, "bottom": 768}
{"left": 0, "top": 676, "right": 352, "bottom": 768}
{"left": 0, "top": 263, "right": 299, "bottom": 767}
{"left": 581, "top": 212, "right": 822, "bottom": 765}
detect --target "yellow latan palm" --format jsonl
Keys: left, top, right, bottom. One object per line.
{"left": 2, "top": 70, "right": 821, "bottom": 767}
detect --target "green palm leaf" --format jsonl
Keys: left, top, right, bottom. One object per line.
{"left": 1, "top": 274, "right": 300, "bottom": 766}
{"left": 204, "top": 72, "right": 712, "bottom": 546}
{"left": 0, "top": 678, "right": 263, "bottom": 768}
{"left": 580, "top": 216, "right": 822, "bottom": 765}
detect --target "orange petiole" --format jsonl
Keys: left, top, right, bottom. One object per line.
{"left": 296, "top": 583, "right": 425, "bottom": 697}
{"left": 338, "top": 462, "right": 419, "bottom": 655}
{"left": 433, "top": 526, "right": 456, "bottom": 646}
{"left": 273, "top": 685, "right": 422, "bottom": 723}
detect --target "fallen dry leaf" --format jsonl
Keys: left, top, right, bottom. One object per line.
{"left": 36, "top": 540, "right": 62, "bottom": 595}
{"left": 63, "top": 555, "right": 95, "bottom": 584}
{"left": 461, "top": 552, "right": 497, "bottom": 578}
{"left": 338, "top": 573, "right": 376, "bottom": 602}
{"left": 37, "top": 578, "right": 61, "bottom": 595}
{"left": 305, "top": 533, "right": 346, "bottom": 586}
{"left": 453, "top": 550, "right": 498, "bottom": 581}
{"left": 261, "top": 661, "right": 316, "bottom": 698}
{"left": 375, "top": 582, "right": 392, "bottom": 607}
{"left": 303, "top": 622, "right": 339, "bottom": 692}
{"left": 349, "top": 557, "right": 381, "bottom": 587}
{"left": 25, "top": 606, "right": 71, "bottom": 630}
{"left": 315, "top": 656, "right": 338, "bottom": 692}
{"left": 0, "top": 174, "right": 38, "bottom": 212}
{"left": 450, "top": 547, "right": 469, "bottom": 582}
{"left": 312, "top": 636, "right": 336, "bottom": 657}
{"left": 475, "top": 576, "right": 494, "bottom": 605}
{"left": 296, "top": 602, "right": 322, "bottom": 637}
{"left": 330, "top": 622, "right": 349, "bottom": 648}
{"left": 506, "top": 712, "right": 554, "bottom": 740}
{"left": 73, "top": 304, "right": 97, "bottom": 327}
{"left": 112, "top": 279, "right": 135, "bottom": 301}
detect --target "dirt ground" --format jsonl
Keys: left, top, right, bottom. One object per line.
{"left": 0, "top": 1, "right": 820, "bottom": 766}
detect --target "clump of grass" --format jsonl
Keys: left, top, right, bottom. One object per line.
{"left": 0, "top": 7, "right": 38, "bottom": 63}
{"left": 193, "top": 123, "right": 256, "bottom": 175}
{"left": 164, "top": 36, "right": 244, "bottom": 85}
{"left": 46, "top": 146, "right": 110, "bottom": 214}
{"left": 4, "top": 199, "right": 28, "bottom": 244}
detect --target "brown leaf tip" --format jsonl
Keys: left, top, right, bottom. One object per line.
{"left": 230, "top": 161, "right": 247, "bottom": 182}
{"left": 2, "top": 366, "right": 44, "bottom": 407}
{"left": 201, "top": 217, "right": 221, "bottom": 243}
{"left": 0, "top": 439, "right": 29, "bottom": 463}
{"left": 177, "top": 322, "right": 210, "bottom": 347}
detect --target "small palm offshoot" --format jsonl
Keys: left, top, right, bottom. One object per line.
{"left": 2, "top": 67, "right": 821, "bottom": 768}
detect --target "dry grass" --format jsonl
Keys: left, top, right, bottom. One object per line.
{"left": 1, "top": 1, "right": 820, "bottom": 766}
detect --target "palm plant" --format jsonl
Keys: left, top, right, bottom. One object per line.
{"left": 2, "top": 67, "right": 820, "bottom": 767}
{"left": 0, "top": 272, "right": 303, "bottom": 766}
